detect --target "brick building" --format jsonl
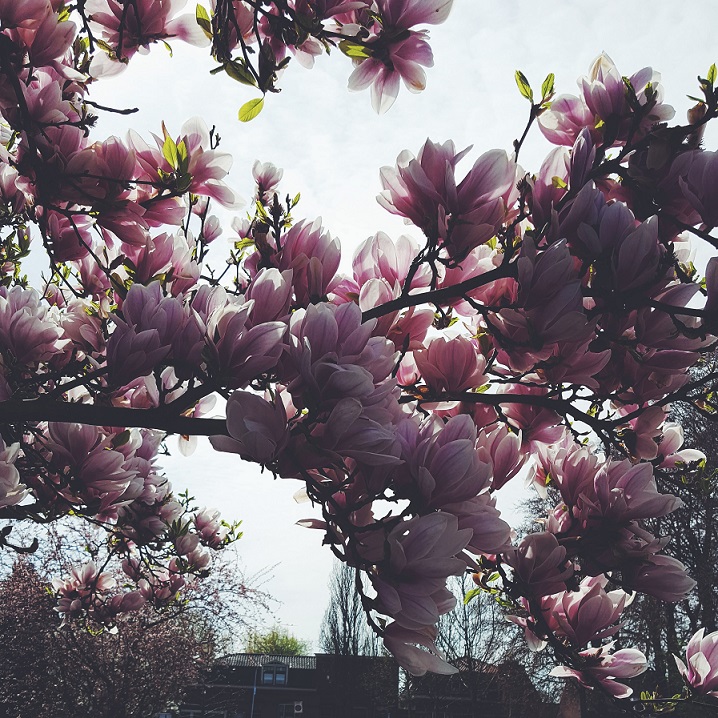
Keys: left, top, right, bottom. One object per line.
{"left": 176, "top": 652, "right": 399, "bottom": 718}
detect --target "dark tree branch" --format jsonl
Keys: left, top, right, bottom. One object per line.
{"left": 0, "top": 400, "right": 229, "bottom": 436}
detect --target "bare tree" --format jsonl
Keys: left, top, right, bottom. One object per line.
{"left": 320, "top": 559, "right": 379, "bottom": 656}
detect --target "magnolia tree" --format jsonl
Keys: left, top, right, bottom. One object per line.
{"left": 1, "top": 0, "right": 718, "bottom": 710}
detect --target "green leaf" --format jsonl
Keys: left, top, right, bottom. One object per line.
{"left": 339, "top": 40, "right": 372, "bottom": 59}
{"left": 551, "top": 175, "right": 568, "bottom": 189}
{"left": 162, "top": 134, "right": 179, "bottom": 169}
{"left": 541, "top": 72, "right": 555, "bottom": 100}
{"left": 225, "top": 60, "right": 257, "bottom": 87}
{"left": 463, "top": 587, "right": 482, "bottom": 605}
{"left": 515, "top": 70, "right": 533, "bottom": 102}
{"left": 234, "top": 237, "right": 255, "bottom": 251}
{"left": 292, "top": 192, "right": 301, "bottom": 206}
{"left": 708, "top": 63, "right": 717, "bottom": 86}
{"left": 238, "top": 97, "right": 265, "bottom": 122}
{"left": 176, "top": 139, "right": 189, "bottom": 174}
{"left": 196, "top": 4, "right": 213, "bottom": 39}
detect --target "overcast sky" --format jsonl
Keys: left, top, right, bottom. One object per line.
{"left": 84, "top": 0, "right": 718, "bottom": 648}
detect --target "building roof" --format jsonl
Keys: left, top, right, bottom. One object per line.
{"left": 218, "top": 653, "right": 317, "bottom": 670}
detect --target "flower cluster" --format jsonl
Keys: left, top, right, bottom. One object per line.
{"left": 0, "top": 3, "right": 717, "bottom": 703}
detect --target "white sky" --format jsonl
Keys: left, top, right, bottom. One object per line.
{"left": 80, "top": 0, "right": 718, "bottom": 647}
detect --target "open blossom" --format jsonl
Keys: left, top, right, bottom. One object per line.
{"left": 348, "top": 31, "right": 434, "bottom": 114}
{"left": 206, "top": 292, "right": 286, "bottom": 388}
{"left": 579, "top": 459, "right": 682, "bottom": 524}
{"left": 0, "top": 286, "right": 67, "bottom": 365}
{"left": 414, "top": 335, "right": 487, "bottom": 395}
{"left": 0, "top": 436, "right": 26, "bottom": 509}
{"left": 542, "top": 576, "right": 629, "bottom": 649}
{"left": 352, "top": 232, "right": 432, "bottom": 290}
{"left": 46, "top": 423, "right": 140, "bottom": 513}
{"left": 52, "top": 561, "right": 117, "bottom": 619}
{"left": 378, "top": 139, "right": 516, "bottom": 257}
{"left": 253, "top": 160, "right": 283, "bottom": 204}
{"left": 551, "top": 643, "right": 647, "bottom": 698}
{"left": 621, "top": 553, "right": 696, "bottom": 602}
{"left": 279, "top": 218, "right": 341, "bottom": 306}
{"left": 383, "top": 622, "right": 457, "bottom": 676}
{"left": 371, "top": 512, "right": 471, "bottom": 630}
{"left": 505, "top": 533, "right": 573, "bottom": 597}
{"left": 210, "top": 390, "right": 289, "bottom": 465}
{"left": 539, "top": 53, "right": 674, "bottom": 148}
{"left": 283, "top": 301, "right": 396, "bottom": 411}
{"left": 396, "top": 414, "right": 492, "bottom": 509}
{"left": 87, "top": 0, "right": 209, "bottom": 75}
{"left": 675, "top": 628, "right": 718, "bottom": 697}
{"left": 347, "top": 2, "right": 452, "bottom": 113}
{"left": 316, "top": 397, "right": 403, "bottom": 467}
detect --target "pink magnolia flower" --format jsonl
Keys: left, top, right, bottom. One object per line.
{"left": 87, "top": 0, "right": 209, "bottom": 74}
{"left": 383, "top": 622, "right": 458, "bottom": 676}
{"left": 0, "top": 0, "right": 53, "bottom": 29}
{"left": 245, "top": 268, "right": 293, "bottom": 325}
{"left": 414, "top": 335, "right": 487, "bottom": 396}
{"left": 283, "top": 301, "right": 395, "bottom": 410}
{"left": 46, "top": 423, "right": 139, "bottom": 513}
{"left": 52, "top": 561, "right": 117, "bottom": 619}
{"left": 505, "top": 532, "right": 573, "bottom": 597}
{"left": 378, "top": 139, "right": 516, "bottom": 257}
{"left": 451, "top": 149, "right": 518, "bottom": 257}
{"left": 317, "top": 397, "right": 403, "bottom": 467}
{"left": 621, "top": 553, "right": 696, "bottom": 602}
{"left": 544, "top": 576, "right": 629, "bottom": 649}
{"left": 15, "top": 7, "right": 76, "bottom": 67}
{"left": 376, "top": 0, "right": 453, "bottom": 29}
{"left": 581, "top": 459, "right": 682, "bottom": 524}
{"left": 395, "top": 414, "right": 492, "bottom": 509}
{"left": 657, "top": 422, "right": 706, "bottom": 469}
{"left": 279, "top": 218, "right": 341, "bottom": 306}
{"left": 378, "top": 139, "right": 467, "bottom": 236}
{"left": 371, "top": 512, "right": 471, "bottom": 630}
{"left": 210, "top": 390, "right": 289, "bottom": 465}
{"left": 675, "top": 628, "right": 718, "bottom": 697}
{"left": 179, "top": 117, "right": 242, "bottom": 208}
{"left": 551, "top": 643, "right": 647, "bottom": 698}
{"left": 0, "top": 285, "right": 67, "bottom": 365}
{"left": 538, "top": 94, "right": 596, "bottom": 147}
{"left": 45, "top": 210, "right": 94, "bottom": 262}
{"left": 352, "top": 232, "right": 432, "bottom": 290}
{"left": 0, "top": 436, "right": 26, "bottom": 509}
{"left": 347, "top": 31, "right": 434, "bottom": 113}
{"left": 494, "top": 239, "right": 589, "bottom": 368}
{"left": 531, "top": 146, "right": 570, "bottom": 229}
{"left": 107, "top": 283, "right": 199, "bottom": 384}
{"left": 212, "top": 310, "right": 286, "bottom": 388}
{"left": 443, "top": 493, "right": 512, "bottom": 555}
{"left": 611, "top": 216, "right": 663, "bottom": 293}
{"left": 539, "top": 53, "right": 674, "bottom": 148}
{"left": 676, "top": 150, "right": 718, "bottom": 227}
{"left": 194, "top": 507, "right": 230, "bottom": 549}
{"left": 253, "top": 160, "right": 283, "bottom": 204}
{"left": 476, "top": 423, "right": 524, "bottom": 491}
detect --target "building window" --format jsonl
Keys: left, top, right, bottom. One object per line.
{"left": 262, "top": 663, "right": 289, "bottom": 686}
